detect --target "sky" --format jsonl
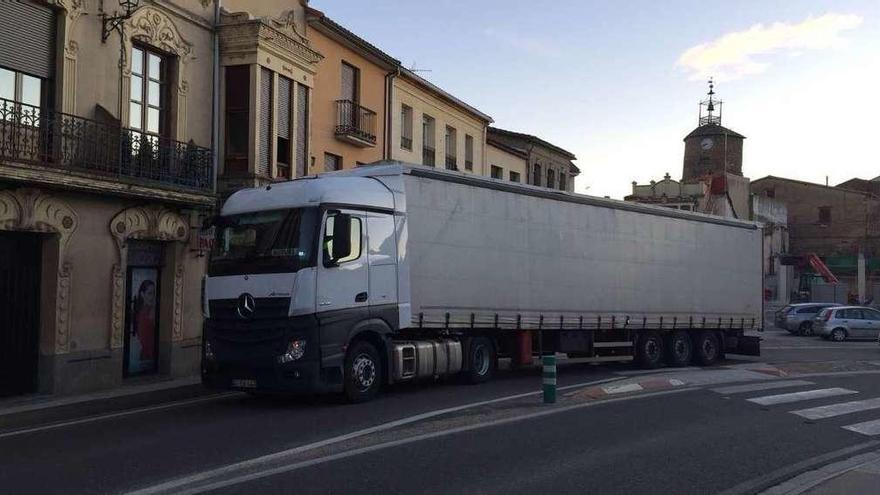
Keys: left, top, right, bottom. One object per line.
{"left": 312, "top": 0, "right": 880, "bottom": 199}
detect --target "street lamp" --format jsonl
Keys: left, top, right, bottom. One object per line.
{"left": 102, "top": 0, "right": 140, "bottom": 42}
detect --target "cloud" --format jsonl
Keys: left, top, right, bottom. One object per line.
{"left": 677, "top": 13, "right": 862, "bottom": 80}
{"left": 483, "top": 28, "right": 561, "bottom": 59}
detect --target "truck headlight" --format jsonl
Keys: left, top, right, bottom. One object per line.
{"left": 278, "top": 339, "right": 306, "bottom": 364}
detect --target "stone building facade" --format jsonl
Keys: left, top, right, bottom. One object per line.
{"left": 486, "top": 127, "right": 579, "bottom": 192}
{"left": 0, "top": 0, "right": 216, "bottom": 396}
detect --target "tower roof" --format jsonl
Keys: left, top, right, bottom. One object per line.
{"left": 684, "top": 124, "right": 746, "bottom": 140}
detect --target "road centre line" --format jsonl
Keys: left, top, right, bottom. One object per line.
{"left": 128, "top": 387, "right": 695, "bottom": 495}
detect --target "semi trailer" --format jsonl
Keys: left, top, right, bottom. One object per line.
{"left": 202, "top": 162, "right": 762, "bottom": 402}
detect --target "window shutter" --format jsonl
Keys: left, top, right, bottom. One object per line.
{"left": 258, "top": 68, "right": 272, "bottom": 176}
{"left": 277, "top": 77, "right": 291, "bottom": 139}
{"left": 295, "top": 82, "right": 309, "bottom": 177}
{"left": 340, "top": 63, "right": 357, "bottom": 101}
{"left": 0, "top": 1, "right": 55, "bottom": 79}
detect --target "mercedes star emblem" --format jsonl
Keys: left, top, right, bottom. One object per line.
{"left": 236, "top": 293, "right": 256, "bottom": 319}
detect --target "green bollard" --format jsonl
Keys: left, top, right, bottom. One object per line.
{"left": 543, "top": 355, "right": 557, "bottom": 404}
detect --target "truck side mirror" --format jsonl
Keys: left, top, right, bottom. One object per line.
{"left": 323, "top": 213, "right": 353, "bottom": 267}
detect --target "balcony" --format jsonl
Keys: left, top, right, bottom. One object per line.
{"left": 445, "top": 155, "right": 457, "bottom": 171}
{"left": 335, "top": 99, "right": 376, "bottom": 147}
{"left": 0, "top": 98, "right": 212, "bottom": 195}
{"left": 422, "top": 145, "right": 435, "bottom": 167}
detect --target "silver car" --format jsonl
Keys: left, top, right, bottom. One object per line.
{"left": 775, "top": 303, "right": 840, "bottom": 335}
{"left": 815, "top": 306, "right": 880, "bottom": 341}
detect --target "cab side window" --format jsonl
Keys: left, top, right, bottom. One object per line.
{"left": 323, "top": 212, "right": 362, "bottom": 266}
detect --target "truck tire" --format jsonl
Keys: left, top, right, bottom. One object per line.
{"left": 343, "top": 340, "right": 382, "bottom": 403}
{"left": 664, "top": 331, "right": 692, "bottom": 367}
{"left": 693, "top": 331, "right": 721, "bottom": 366}
{"left": 464, "top": 336, "right": 496, "bottom": 384}
{"left": 636, "top": 331, "right": 664, "bottom": 369}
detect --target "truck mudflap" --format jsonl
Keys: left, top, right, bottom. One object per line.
{"left": 732, "top": 335, "right": 761, "bottom": 356}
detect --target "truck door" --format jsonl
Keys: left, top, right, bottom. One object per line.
{"left": 366, "top": 212, "right": 398, "bottom": 309}
{"left": 317, "top": 209, "right": 369, "bottom": 313}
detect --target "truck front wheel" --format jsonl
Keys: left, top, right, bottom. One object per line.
{"left": 693, "top": 331, "right": 721, "bottom": 366}
{"left": 664, "top": 331, "right": 692, "bottom": 367}
{"left": 464, "top": 336, "right": 496, "bottom": 384}
{"left": 636, "top": 331, "right": 664, "bottom": 369}
{"left": 344, "top": 341, "right": 382, "bottom": 403}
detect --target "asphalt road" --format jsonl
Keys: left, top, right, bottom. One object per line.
{"left": 2, "top": 327, "right": 879, "bottom": 495}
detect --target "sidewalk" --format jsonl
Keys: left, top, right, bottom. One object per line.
{"left": 0, "top": 376, "right": 228, "bottom": 431}
{"left": 761, "top": 449, "right": 880, "bottom": 495}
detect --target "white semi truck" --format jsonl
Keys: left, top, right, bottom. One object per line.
{"left": 202, "top": 163, "right": 762, "bottom": 402}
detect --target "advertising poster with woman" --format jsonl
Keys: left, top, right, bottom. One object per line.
{"left": 125, "top": 267, "right": 159, "bottom": 375}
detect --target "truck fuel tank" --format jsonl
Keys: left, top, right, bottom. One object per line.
{"left": 392, "top": 340, "right": 462, "bottom": 381}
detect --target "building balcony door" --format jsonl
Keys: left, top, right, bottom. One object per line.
{"left": 0, "top": 232, "right": 41, "bottom": 397}
{"left": 123, "top": 241, "right": 164, "bottom": 377}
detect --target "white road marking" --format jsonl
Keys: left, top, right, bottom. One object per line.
{"left": 792, "top": 398, "right": 880, "bottom": 420}
{"left": 127, "top": 387, "right": 695, "bottom": 495}
{"left": 843, "top": 419, "right": 880, "bottom": 436}
{"left": 602, "top": 383, "right": 643, "bottom": 394}
{"left": 0, "top": 393, "right": 239, "bottom": 440}
{"left": 711, "top": 380, "right": 815, "bottom": 395}
{"left": 747, "top": 388, "right": 858, "bottom": 406}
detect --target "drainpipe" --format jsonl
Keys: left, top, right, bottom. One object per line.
{"left": 211, "top": 0, "right": 222, "bottom": 196}
{"left": 383, "top": 66, "right": 400, "bottom": 160}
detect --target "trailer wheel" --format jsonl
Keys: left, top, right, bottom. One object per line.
{"left": 464, "top": 336, "right": 496, "bottom": 384}
{"left": 664, "top": 331, "right": 692, "bottom": 367}
{"left": 693, "top": 331, "right": 721, "bottom": 366}
{"left": 636, "top": 332, "right": 664, "bottom": 369}
{"left": 343, "top": 341, "right": 382, "bottom": 403}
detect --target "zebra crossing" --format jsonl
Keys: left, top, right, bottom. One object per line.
{"left": 711, "top": 379, "right": 880, "bottom": 437}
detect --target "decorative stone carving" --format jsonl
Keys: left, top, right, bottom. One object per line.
{"left": 109, "top": 205, "right": 189, "bottom": 348}
{"left": 0, "top": 188, "right": 78, "bottom": 354}
{"left": 47, "top": 0, "right": 88, "bottom": 113}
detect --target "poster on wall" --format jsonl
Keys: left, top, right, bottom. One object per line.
{"left": 125, "top": 267, "right": 159, "bottom": 375}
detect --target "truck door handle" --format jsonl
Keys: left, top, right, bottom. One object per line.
{"left": 355, "top": 292, "right": 368, "bottom": 302}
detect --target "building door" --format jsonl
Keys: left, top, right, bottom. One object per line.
{"left": 0, "top": 232, "right": 41, "bottom": 397}
{"left": 123, "top": 241, "right": 163, "bottom": 377}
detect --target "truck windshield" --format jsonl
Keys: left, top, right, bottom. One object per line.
{"left": 209, "top": 207, "right": 319, "bottom": 276}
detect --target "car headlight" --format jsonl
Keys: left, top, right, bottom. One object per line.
{"left": 277, "top": 339, "right": 306, "bottom": 364}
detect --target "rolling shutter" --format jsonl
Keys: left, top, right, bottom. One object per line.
{"left": 0, "top": 1, "right": 55, "bottom": 79}
{"left": 295, "top": 83, "right": 309, "bottom": 177}
{"left": 258, "top": 68, "right": 272, "bottom": 176}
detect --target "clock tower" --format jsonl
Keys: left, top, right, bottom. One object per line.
{"left": 682, "top": 79, "right": 745, "bottom": 182}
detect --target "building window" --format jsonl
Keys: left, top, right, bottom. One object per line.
{"left": 465, "top": 134, "right": 474, "bottom": 171}
{"left": 295, "top": 82, "right": 309, "bottom": 177}
{"left": 422, "top": 114, "right": 435, "bottom": 166}
{"left": 400, "top": 104, "right": 413, "bottom": 150}
{"left": 559, "top": 172, "right": 567, "bottom": 191}
{"left": 532, "top": 163, "right": 542, "bottom": 186}
{"left": 445, "top": 125, "right": 457, "bottom": 170}
{"left": 324, "top": 152, "right": 342, "bottom": 172}
{"left": 258, "top": 67, "right": 273, "bottom": 177}
{"left": 276, "top": 75, "right": 293, "bottom": 178}
{"left": 130, "top": 46, "right": 168, "bottom": 135}
{"left": 490, "top": 165, "right": 503, "bottom": 179}
{"left": 340, "top": 62, "right": 360, "bottom": 103}
{"left": 546, "top": 169, "right": 555, "bottom": 190}
{"left": 766, "top": 188, "right": 775, "bottom": 198}
{"left": 818, "top": 206, "right": 832, "bottom": 225}
{"left": 509, "top": 171, "right": 521, "bottom": 183}
{"left": 224, "top": 65, "right": 249, "bottom": 173}
{"left": 0, "top": 66, "right": 43, "bottom": 117}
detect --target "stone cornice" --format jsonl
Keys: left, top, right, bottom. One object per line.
{"left": 0, "top": 162, "right": 215, "bottom": 208}
{"left": 220, "top": 19, "right": 323, "bottom": 69}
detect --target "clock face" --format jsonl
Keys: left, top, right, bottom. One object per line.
{"left": 700, "top": 138, "right": 714, "bottom": 150}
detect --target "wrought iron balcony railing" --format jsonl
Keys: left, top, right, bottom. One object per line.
{"left": 0, "top": 97, "right": 212, "bottom": 192}
{"left": 335, "top": 99, "right": 377, "bottom": 146}
{"left": 445, "top": 155, "right": 457, "bottom": 171}
{"left": 422, "top": 145, "right": 435, "bottom": 167}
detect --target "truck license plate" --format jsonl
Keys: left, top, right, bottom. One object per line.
{"left": 231, "top": 378, "right": 257, "bottom": 389}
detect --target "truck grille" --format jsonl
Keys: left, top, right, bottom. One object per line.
{"left": 209, "top": 297, "right": 290, "bottom": 320}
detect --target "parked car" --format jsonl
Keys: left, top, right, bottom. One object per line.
{"left": 775, "top": 303, "right": 841, "bottom": 335}
{"left": 815, "top": 306, "right": 880, "bottom": 341}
